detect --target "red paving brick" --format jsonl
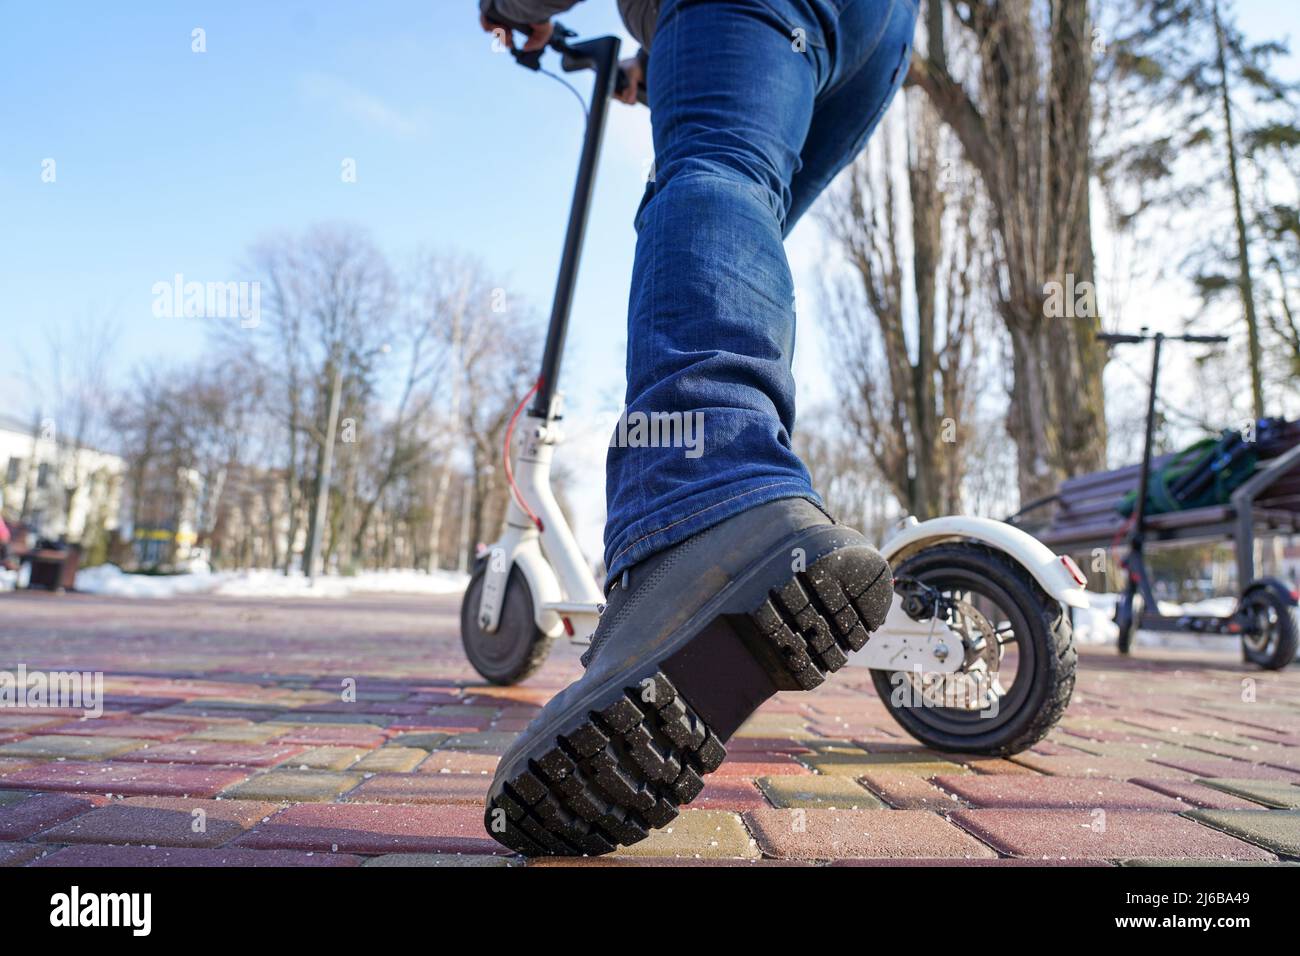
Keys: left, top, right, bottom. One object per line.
{"left": 933, "top": 775, "right": 1186, "bottom": 810}
{"left": 42, "top": 718, "right": 204, "bottom": 740}
{"left": 1, "top": 761, "right": 251, "bottom": 797}
{"left": 268, "top": 725, "right": 388, "bottom": 748}
{"left": 31, "top": 845, "right": 363, "bottom": 866}
{"left": 711, "top": 757, "right": 809, "bottom": 777}
{"left": 695, "top": 778, "right": 770, "bottom": 811}
{"left": 951, "top": 809, "right": 1276, "bottom": 860}
{"left": 233, "top": 803, "right": 506, "bottom": 855}
{"left": 0, "top": 841, "right": 46, "bottom": 866}
{"left": 1009, "top": 754, "right": 1192, "bottom": 779}
{"left": 718, "top": 737, "right": 811, "bottom": 756}
{"left": 743, "top": 809, "right": 996, "bottom": 860}
{"left": 1130, "top": 778, "right": 1271, "bottom": 810}
{"left": 37, "top": 797, "right": 280, "bottom": 848}
{"left": 114, "top": 741, "right": 304, "bottom": 767}
{"left": 2, "top": 589, "right": 1297, "bottom": 867}
{"left": 344, "top": 772, "right": 490, "bottom": 805}
{"left": 1149, "top": 755, "right": 1300, "bottom": 782}
{"left": 0, "top": 793, "right": 104, "bottom": 839}
{"left": 859, "top": 770, "right": 964, "bottom": 810}
{"left": 831, "top": 857, "right": 1114, "bottom": 867}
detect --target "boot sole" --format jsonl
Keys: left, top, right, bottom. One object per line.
{"left": 483, "top": 540, "right": 892, "bottom": 856}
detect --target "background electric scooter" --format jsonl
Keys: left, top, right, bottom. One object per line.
{"left": 1104, "top": 330, "right": 1299, "bottom": 668}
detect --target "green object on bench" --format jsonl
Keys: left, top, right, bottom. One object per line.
{"left": 1119, "top": 429, "right": 1259, "bottom": 518}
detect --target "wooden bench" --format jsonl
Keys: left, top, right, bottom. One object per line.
{"left": 1009, "top": 423, "right": 1300, "bottom": 584}
{"left": 1, "top": 521, "right": 82, "bottom": 591}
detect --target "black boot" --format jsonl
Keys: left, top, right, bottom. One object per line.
{"left": 483, "top": 498, "right": 892, "bottom": 856}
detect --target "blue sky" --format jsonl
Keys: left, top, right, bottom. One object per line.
{"left": 4, "top": 1, "right": 1296, "bottom": 404}
{"left": 1, "top": 1, "right": 658, "bottom": 410}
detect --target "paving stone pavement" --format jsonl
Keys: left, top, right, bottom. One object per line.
{"left": 1, "top": 589, "right": 1297, "bottom": 867}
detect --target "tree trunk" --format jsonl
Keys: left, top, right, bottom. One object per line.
{"left": 1213, "top": 0, "right": 1265, "bottom": 418}
{"left": 909, "top": 0, "right": 1108, "bottom": 505}
{"left": 908, "top": 94, "right": 943, "bottom": 520}
{"left": 427, "top": 461, "right": 451, "bottom": 571}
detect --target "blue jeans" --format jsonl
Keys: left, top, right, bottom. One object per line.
{"left": 603, "top": 0, "right": 918, "bottom": 583}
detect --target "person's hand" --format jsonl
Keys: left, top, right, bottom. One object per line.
{"left": 615, "top": 55, "right": 644, "bottom": 105}
{"left": 480, "top": 14, "right": 553, "bottom": 52}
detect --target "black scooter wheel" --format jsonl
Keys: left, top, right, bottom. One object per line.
{"left": 460, "top": 562, "right": 555, "bottom": 685}
{"left": 1240, "top": 584, "right": 1299, "bottom": 671}
{"left": 870, "top": 542, "right": 1076, "bottom": 756}
{"left": 1114, "top": 585, "right": 1141, "bottom": 655}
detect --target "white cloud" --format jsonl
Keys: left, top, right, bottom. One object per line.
{"left": 298, "top": 71, "right": 426, "bottom": 137}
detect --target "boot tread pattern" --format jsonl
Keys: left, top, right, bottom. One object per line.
{"left": 485, "top": 546, "right": 893, "bottom": 856}
{"left": 750, "top": 548, "right": 892, "bottom": 690}
{"left": 487, "top": 672, "right": 724, "bottom": 856}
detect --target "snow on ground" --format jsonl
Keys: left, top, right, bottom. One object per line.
{"left": 1072, "top": 590, "right": 1243, "bottom": 652}
{"left": 0, "top": 562, "right": 1258, "bottom": 654}
{"left": 70, "top": 564, "right": 468, "bottom": 600}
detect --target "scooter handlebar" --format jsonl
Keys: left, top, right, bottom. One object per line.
{"left": 490, "top": 18, "right": 647, "bottom": 105}
{"left": 1097, "top": 332, "right": 1229, "bottom": 346}
{"left": 612, "top": 65, "right": 649, "bottom": 106}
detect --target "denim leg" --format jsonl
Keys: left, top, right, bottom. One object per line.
{"left": 602, "top": 0, "right": 905, "bottom": 584}
{"left": 786, "top": 0, "right": 919, "bottom": 232}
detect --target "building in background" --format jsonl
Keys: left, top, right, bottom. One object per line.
{"left": 0, "top": 412, "right": 127, "bottom": 563}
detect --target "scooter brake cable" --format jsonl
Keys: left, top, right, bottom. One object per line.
{"left": 538, "top": 65, "right": 589, "bottom": 120}
{"left": 503, "top": 379, "right": 546, "bottom": 532}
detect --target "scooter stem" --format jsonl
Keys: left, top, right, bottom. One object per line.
{"left": 529, "top": 35, "right": 622, "bottom": 420}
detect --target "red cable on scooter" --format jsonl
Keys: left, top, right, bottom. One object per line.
{"left": 503, "top": 379, "right": 545, "bottom": 533}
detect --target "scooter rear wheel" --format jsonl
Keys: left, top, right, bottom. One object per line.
{"left": 461, "top": 562, "right": 555, "bottom": 685}
{"left": 870, "top": 542, "right": 1076, "bottom": 756}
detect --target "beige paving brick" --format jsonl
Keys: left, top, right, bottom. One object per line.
{"left": 352, "top": 747, "right": 427, "bottom": 773}
{"left": 1186, "top": 809, "right": 1300, "bottom": 856}
{"left": 280, "top": 747, "right": 365, "bottom": 771}
{"left": 221, "top": 770, "right": 362, "bottom": 802}
{"left": 756, "top": 775, "right": 885, "bottom": 809}
{"left": 0, "top": 735, "right": 145, "bottom": 760}
{"left": 612, "top": 810, "right": 758, "bottom": 860}
{"left": 800, "top": 750, "right": 967, "bottom": 777}
{"left": 362, "top": 853, "right": 514, "bottom": 867}
{"left": 1198, "top": 779, "right": 1300, "bottom": 810}
{"left": 182, "top": 724, "right": 285, "bottom": 744}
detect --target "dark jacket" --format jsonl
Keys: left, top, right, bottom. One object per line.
{"left": 481, "top": 0, "right": 660, "bottom": 50}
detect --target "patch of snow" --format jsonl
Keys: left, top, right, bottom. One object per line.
{"left": 73, "top": 564, "right": 468, "bottom": 600}
{"left": 1073, "top": 589, "right": 1244, "bottom": 651}
{"left": 72, "top": 564, "right": 222, "bottom": 599}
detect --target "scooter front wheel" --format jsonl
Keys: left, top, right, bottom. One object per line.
{"left": 460, "top": 562, "right": 555, "bottom": 685}
{"left": 1239, "top": 582, "right": 1299, "bottom": 670}
{"left": 870, "top": 542, "right": 1076, "bottom": 756}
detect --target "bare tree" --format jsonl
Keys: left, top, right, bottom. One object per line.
{"left": 245, "top": 225, "right": 395, "bottom": 573}
{"left": 22, "top": 317, "right": 119, "bottom": 539}
{"left": 908, "top": 0, "right": 1109, "bottom": 503}
{"left": 819, "top": 88, "right": 986, "bottom": 519}
{"left": 456, "top": 292, "right": 542, "bottom": 567}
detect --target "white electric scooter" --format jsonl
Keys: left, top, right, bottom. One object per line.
{"left": 462, "top": 23, "right": 1087, "bottom": 755}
